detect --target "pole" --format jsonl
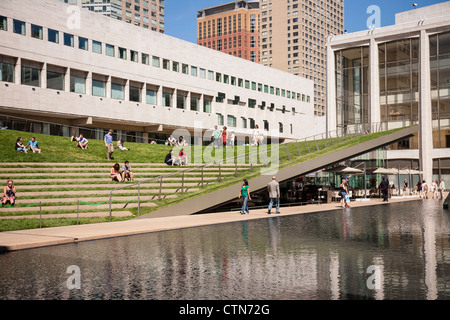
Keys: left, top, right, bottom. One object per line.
{"left": 138, "top": 183, "right": 141, "bottom": 216}
{"left": 39, "top": 201, "right": 42, "bottom": 229}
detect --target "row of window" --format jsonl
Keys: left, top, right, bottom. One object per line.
{"left": 0, "top": 15, "right": 310, "bottom": 104}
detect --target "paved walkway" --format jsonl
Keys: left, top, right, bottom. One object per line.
{"left": 0, "top": 197, "right": 421, "bottom": 252}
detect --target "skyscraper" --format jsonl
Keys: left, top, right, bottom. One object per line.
{"left": 261, "top": 0, "right": 344, "bottom": 116}
{"left": 80, "top": 0, "right": 165, "bottom": 33}
{"left": 197, "top": 0, "right": 260, "bottom": 62}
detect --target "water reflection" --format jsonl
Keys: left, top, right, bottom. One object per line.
{"left": 0, "top": 200, "right": 449, "bottom": 300}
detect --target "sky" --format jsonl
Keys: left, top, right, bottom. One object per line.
{"left": 164, "top": 0, "right": 448, "bottom": 43}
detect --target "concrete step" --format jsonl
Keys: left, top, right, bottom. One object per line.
{"left": 16, "top": 195, "right": 175, "bottom": 204}
{"left": 0, "top": 201, "right": 157, "bottom": 213}
{"left": 0, "top": 171, "right": 235, "bottom": 177}
{"left": 0, "top": 211, "right": 135, "bottom": 220}
{"left": 15, "top": 182, "right": 207, "bottom": 190}
{"left": 15, "top": 188, "right": 199, "bottom": 197}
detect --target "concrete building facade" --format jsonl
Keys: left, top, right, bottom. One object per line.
{"left": 326, "top": 2, "right": 450, "bottom": 186}
{"left": 197, "top": 0, "right": 260, "bottom": 63}
{"left": 0, "top": 0, "right": 324, "bottom": 145}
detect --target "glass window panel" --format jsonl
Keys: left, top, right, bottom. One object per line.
{"left": 182, "top": 64, "right": 189, "bottom": 74}
{"left": 162, "top": 91, "right": 172, "bottom": 107}
{"left": 199, "top": 68, "right": 206, "bottom": 78}
{"left": 386, "top": 61, "right": 411, "bottom": 93}
{"left": 430, "top": 35, "right": 438, "bottom": 57}
{"left": 163, "top": 59, "right": 170, "bottom": 70}
{"left": 152, "top": 56, "right": 160, "bottom": 67}
{"left": 92, "top": 80, "right": 106, "bottom": 97}
{"left": 129, "top": 86, "right": 141, "bottom": 102}
{"left": 0, "top": 62, "right": 15, "bottom": 83}
{"left": 146, "top": 89, "right": 157, "bottom": 104}
{"left": 0, "top": 16, "right": 7, "bottom": 31}
{"left": 92, "top": 40, "right": 102, "bottom": 54}
{"left": 78, "top": 37, "right": 88, "bottom": 51}
{"left": 70, "top": 75, "right": 85, "bottom": 94}
{"left": 341, "top": 47, "right": 361, "bottom": 68}
{"left": 203, "top": 99, "right": 211, "bottom": 113}
{"left": 48, "top": 29, "right": 59, "bottom": 43}
{"left": 47, "top": 71, "right": 64, "bottom": 90}
{"left": 111, "top": 83, "right": 124, "bottom": 100}
{"left": 64, "top": 33, "right": 74, "bottom": 47}
{"left": 190, "top": 96, "right": 199, "bottom": 111}
{"left": 439, "top": 32, "right": 450, "bottom": 56}
{"left": 118, "top": 47, "right": 127, "bottom": 60}
{"left": 172, "top": 61, "right": 179, "bottom": 72}
{"left": 31, "top": 24, "right": 43, "bottom": 40}
{"left": 177, "top": 93, "right": 186, "bottom": 109}
{"left": 13, "top": 20, "right": 25, "bottom": 35}
{"left": 191, "top": 66, "right": 198, "bottom": 77}
{"left": 142, "top": 53, "right": 149, "bottom": 65}
{"left": 21, "top": 66, "right": 40, "bottom": 87}
{"left": 106, "top": 44, "right": 115, "bottom": 57}
{"left": 386, "top": 39, "right": 410, "bottom": 62}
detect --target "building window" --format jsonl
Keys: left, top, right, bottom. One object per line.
{"left": 21, "top": 66, "right": 40, "bottom": 87}
{"left": 0, "top": 16, "right": 7, "bottom": 31}
{"left": 142, "top": 53, "right": 149, "bottom": 65}
{"left": 64, "top": 33, "right": 74, "bottom": 47}
{"left": 182, "top": 64, "right": 189, "bottom": 75}
{"left": 106, "top": 44, "right": 115, "bottom": 57}
{"left": 0, "top": 61, "right": 15, "bottom": 83}
{"left": 92, "top": 40, "right": 102, "bottom": 54}
{"left": 146, "top": 88, "right": 157, "bottom": 105}
{"left": 279, "top": 122, "right": 283, "bottom": 133}
{"left": 92, "top": 79, "right": 106, "bottom": 97}
{"left": 70, "top": 75, "right": 86, "bottom": 94}
{"left": 190, "top": 95, "right": 200, "bottom": 111}
{"left": 78, "top": 37, "right": 88, "bottom": 51}
{"left": 227, "top": 115, "right": 236, "bottom": 127}
{"left": 152, "top": 56, "right": 160, "bottom": 67}
{"left": 111, "top": 83, "right": 124, "bottom": 100}
{"left": 118, "top": 47, "right": 127, "bottom": 60}
{"left": 217, "top": 113, "right": 224, "bottom": 125}
{"left": 203, "top": 98, "right": 211, "bottom": 113}
{"left": 177, "top": 92, "right": 186, "bottom": 109}
{"left": 162, "top": 58, "right": 170, "bottom": 70}
{"left": 191, "top": 66, "right": 197, "bottom": 77}
{"left": 129, "top": 85, "right": 141, "bottom": 102}
{"left": 172, "top": 61, "right": 179, "bottom": 72}
{"left": 163, "top": 91, "right": 172, "bottom": 107}
{"left": 31, "top": 24, "right": 43, "bottom": 40}
{"left": 13, "top": 20, "right": 25, "bottom": 35}
{"left": 47, "top": 70, "right": 64, "bottom": 91}
{"left": 131, "top": 50, "right": 139, "bottom": 63}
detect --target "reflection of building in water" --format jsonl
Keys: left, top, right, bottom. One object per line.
{"left": 1, "top": 202, "right": 449, "bottom": 299}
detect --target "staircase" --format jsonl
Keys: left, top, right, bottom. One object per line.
{"left": 0, "top": 162, "right": 255, "bottom": 221}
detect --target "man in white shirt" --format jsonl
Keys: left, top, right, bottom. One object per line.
{"left": 439, "top": 178, "right": 446, "bottom": 199}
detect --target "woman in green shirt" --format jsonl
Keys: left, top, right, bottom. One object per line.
{"left": 238, "top": 179, "right": 251, "bottom": 214}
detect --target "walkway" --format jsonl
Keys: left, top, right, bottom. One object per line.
{"left": 0, "top": 197, "right": 420, "bottom": 252}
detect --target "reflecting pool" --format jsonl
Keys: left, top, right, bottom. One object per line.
{"left": 0, "top": 200, "right": 449, "bottom": 300}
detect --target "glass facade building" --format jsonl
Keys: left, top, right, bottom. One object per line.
{"left": 327, "top": 2, "right": 450, "bottom": 186}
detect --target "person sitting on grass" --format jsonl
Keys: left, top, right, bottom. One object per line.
{"left": 110, "top": 163, "right": 123, "bottom": 182}
{"left": 121, "top": 161, "right": 134, "bottom": 182}
{"left": 116, "top": 139, "right": 129, "bottom": 151}
{"left": 27, "top": 137, "right": 42, "bottom": 153}
{"left": 76, "top": 134, "right": 88, "bottom": 149}
{"left": 179, "top": 148, "right": 188, "bottom": 166}
{"left": 2, "top": 179, "right": 16, "bottom": 207}
{"left": 165, "top": 149, "right": 175, "bottom": 166}
{"left": 15, "top": 137, "right": 28, "bottom": 154}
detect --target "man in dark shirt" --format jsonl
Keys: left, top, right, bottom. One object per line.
{"left": 379, "top": 176, "right": 389, "bottom": 202}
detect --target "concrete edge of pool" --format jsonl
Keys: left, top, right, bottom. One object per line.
{"left": 0, "top": 197, "right": 426, "bottom": 252}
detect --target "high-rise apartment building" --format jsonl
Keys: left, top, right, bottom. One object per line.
{"left": 80, "top": 0, "right": 165, "bottom": 33}
{"left": 261, "top": 0, "right": 344, "bottom": 116}
{"left": 197, "top": 0, "right": 260, "bottom": 62}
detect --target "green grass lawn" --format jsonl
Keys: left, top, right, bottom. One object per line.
{"left": 0, "top": 129, "right": 263, "bottom": 164}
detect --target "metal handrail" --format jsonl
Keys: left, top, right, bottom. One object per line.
{"left": 107, "top": 122, "right": 389, "bottom": 219}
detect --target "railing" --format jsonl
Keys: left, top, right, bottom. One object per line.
{"left": 107, "top": 122, "right": 391, "bottom": 219}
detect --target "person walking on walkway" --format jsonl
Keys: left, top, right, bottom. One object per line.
{"left": 238, "top": 179, "right": 251, "bottom": 214}
{"left": 439, "top": 178, "right": 446, "bottom": 199}
{"left": 379, "top": 176, "right": 389, "bottom": 202}
{"left": 267, "top": 176, "right": 280, "bottom": 214}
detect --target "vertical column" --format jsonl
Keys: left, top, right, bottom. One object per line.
{"left": 326, "top": 43, "right": 336, "bottom": 134}
{"left": 86, "top": 71, "right": 92, "bottom": 95}
{"left": 419, "top": 29, "right": 433, "bottom": 183}
{"left": 142, "top": 83, "right": 147, "bottom": 104}
{"left": 157, "top": 86, "right": 163, "bottom": 107}
{"left": 106, "top": 75, "right": 111, "bottom": 99}
{"left": 125, "top": 79, "right": 130, "bottom": 101}
{"left": 369, "top": 38, "right": 381, "bottom": 126}
{"left": 65, "top": 67, "right": 71, "bottom": 92}
{"left": 15, "top": 57, "right": 21, "bottom": 85}
{"left": 40, "top": 63, "right": 47, "bottom": 89}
